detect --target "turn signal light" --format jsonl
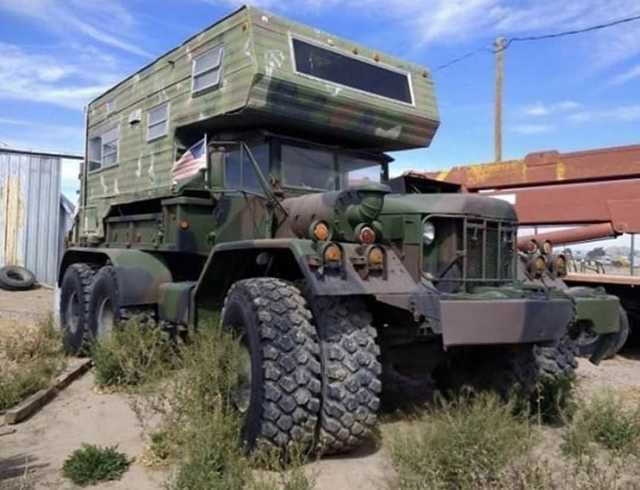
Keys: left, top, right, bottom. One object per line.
{"left": 323, "top": 243, "right": 342, "bottom": 264}
{"left": 368, "top": 247, "right": 384, "bottom": 268}
{"left": 312, "top": 221, "right": 331, "bottom": 241}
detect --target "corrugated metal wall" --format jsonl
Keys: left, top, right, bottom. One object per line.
{"left": 0, "top": 150, "right": 62, "bottom": 285}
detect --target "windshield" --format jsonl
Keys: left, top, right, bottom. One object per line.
{"left": 281, "top": 144, "right": 384, "bottom": 191}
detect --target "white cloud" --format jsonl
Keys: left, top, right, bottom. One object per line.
{"left": 611, "top": 64, "right": 640, "bottom": 85}
{"left": 0, "top": 0, "right": 151, "bottom": 58}
{"left": 522, "top": 100, "right": 582, "bottom": 117}
{"left": 0, "top": 43, "right": 114, "bottom": 110}
{"left": 567, "top": 104, "right": 640, "bottom": 123}
{"left": 512, "top": 123, "right": 555, "bottom": 135}
{"left": 210, "top": 0, "right": 640, "bottom": 70}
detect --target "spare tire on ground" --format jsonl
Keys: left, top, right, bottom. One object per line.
{"left": 0, "top": 265, "right": 36, "bottom": 291}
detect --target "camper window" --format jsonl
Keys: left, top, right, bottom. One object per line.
{"left": 147, "top": 102, "right": 169, "bottom": 141}
{"left": 88, "top": 127, "right": 119, "bottom": 171}
{"left": 192, "top": 45, "right": 224, "bottom": 94}
{"left": 292, "top": 37, "right": 413, "bottom": 105}
{"left": 101, "top": 127, "right": 119, "bottom": 168}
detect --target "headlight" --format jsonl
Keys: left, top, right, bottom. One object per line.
{"left": 423, "top": 221, "right": 435, "bottom": 245}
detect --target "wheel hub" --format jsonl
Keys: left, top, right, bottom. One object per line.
{"left": 96, "top": 297, "right": 115, "bottom": 340}
{"left": 65, "top": 292, "right": 80, "bottom": 335}
{"left": 231, "top": 343, "right": 252, "bottom": 414}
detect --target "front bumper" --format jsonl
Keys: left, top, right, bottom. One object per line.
{"left": 439, "top": 297, "right": 573, "bottom": 346}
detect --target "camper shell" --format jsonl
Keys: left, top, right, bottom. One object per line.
{"left": 81, "top": 5, "right": 439, "bottom": 239}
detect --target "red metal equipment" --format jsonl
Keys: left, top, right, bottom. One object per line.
{"left": 422, "top": 142, "right": 640, "bottom": 335}
{"left": 425, "top": 143, "right": 640, "bottom": 244}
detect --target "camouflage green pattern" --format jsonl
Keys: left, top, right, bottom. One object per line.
{"left": 60, "top": 7, "right": 580, "bottom": 351}
{"left": 80, "top": 5, "right": 438, "bottom": 241}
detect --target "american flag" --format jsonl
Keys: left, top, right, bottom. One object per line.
{"left": 172, "top": 137, "right": 207, "bottom": 182}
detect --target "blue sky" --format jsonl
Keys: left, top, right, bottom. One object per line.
{"left": 0, "top": 0, "right": 639, "bottom": 202}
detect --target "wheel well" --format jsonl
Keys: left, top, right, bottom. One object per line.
{"left": 195, "top": 248, "right": 304, "bottom": 312}
{"left": 58, "top": 250, "right": 108, "bottom": 285}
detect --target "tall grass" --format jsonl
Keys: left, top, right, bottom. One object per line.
{"left": 562, "top": 392, "right": 640, "bottom": 457}
{"left": 385, "top": 394, "right": 534, "bottom": 490}
{"left": 92, "top": 319, "right": 315, "bottom": 489}
{"left": 0, "top": 318, "right": 66, "bottom": 411}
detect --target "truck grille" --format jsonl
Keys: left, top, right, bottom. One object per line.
{"left": 423, "top": 217, "right": 517, "bottom": 292}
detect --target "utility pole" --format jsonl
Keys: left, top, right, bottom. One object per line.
{"left": 631, "top": 233, "right": 635, "bottom": 276}
{"left": 494, "top": 37, "right": 507, "bottom": 162}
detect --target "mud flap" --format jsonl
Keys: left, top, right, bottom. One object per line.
{"left": 589, "top": 333, "right": 618, "bottom": 365}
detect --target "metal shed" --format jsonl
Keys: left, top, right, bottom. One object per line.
{"left": 0, "top": 148, "right": 81, "bottom": 285}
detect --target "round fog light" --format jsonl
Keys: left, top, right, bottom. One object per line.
{"left": 358, "top": 226, "right": 376, "bottom": 244}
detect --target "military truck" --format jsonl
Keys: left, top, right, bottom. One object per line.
{"left": 60, "top": 6, "right": 578, "bottom": 454}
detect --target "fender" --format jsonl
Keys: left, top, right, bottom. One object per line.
{"left": 59, "top": 248, "right": 172, "bottom": 306}
{"left": 194, "top": 238, "right": 420, "bottom": 304}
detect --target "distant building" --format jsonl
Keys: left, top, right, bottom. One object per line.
{"left": 0, "top": 148, "right": 81, "bottom": 285}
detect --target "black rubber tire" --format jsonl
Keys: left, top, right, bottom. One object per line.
{"left": 605, "top": 307, "right": 630, "bottom": 359}
{"left": 307, "top": 296, "right": 381, "bottom": 455}
{"left": 88, "top": 266, "right": 122, "bottom": 343}
{"left": 0, "top": 265, "right": 36, "bottom": 291}
{"left": 221, "top": 278, "right": 322, "bottom": 452}
{"left": 59, "top": 263, "right": 96, "bottom": 355}
{"left": 575, "top": 307, "right": 630, "bottom": 360}
{"left": 441, "top": 337, "right": 577, "bottom": 406}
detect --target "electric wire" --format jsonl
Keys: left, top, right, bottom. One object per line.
{"left": 434, "top": 12, "right": 640, "bottom": 72}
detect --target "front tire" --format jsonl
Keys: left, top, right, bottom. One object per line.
{"left": 307, "top": 296, "right": 381, "bottom": 455}
{"left": 221, "top": 278, "right": 322, "bottom": 452}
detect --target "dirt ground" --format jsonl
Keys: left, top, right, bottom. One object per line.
{"left": 0, "top": 287, "right": 54, "bottom": 331}
{"left": 1, "top": 288, "right": 639, "bottom": 489}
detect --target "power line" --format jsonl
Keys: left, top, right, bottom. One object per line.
{"left": 434, "top": 12, "right": 640, "bottom": 72}
{"left": 434, "top": 46, "right": 493, "bottom": 72}
{"left": 500, "top": 13, "right": 640, "bottom": 51}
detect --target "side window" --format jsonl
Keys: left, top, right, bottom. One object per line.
{"left": 147, "top": 102, "right": 169, "bottom": 141}
{"left": 192, "top": 45, "right": 224, "bottom": 94}
{"left": 244, "top": 144, "right": 269, "bottom": 192}
{"left": 87, "top": 126, "right": 119, "bottom": 171}
{"left": 224, "top": 144, "right": 269, "bottom": 192}
{"left": 88, "top": 137, "right": 102, "bottom": 171}
{"left": 101, "top": 127, "right": 119, "bottom": 168}
{"left": 224, "top": 149, "right": 242, "bottom": 188}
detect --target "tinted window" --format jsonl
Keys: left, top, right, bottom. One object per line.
{"left": 292, "top": 39, "right": 412, "bottom": 104}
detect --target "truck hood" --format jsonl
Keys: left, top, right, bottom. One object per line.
{"left": 380, "top": 193, "right": 517, "bottom": 221}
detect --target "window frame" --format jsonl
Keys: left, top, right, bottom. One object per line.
{"left": 191, "top": 44, "right": 224, "bottom": 95}
{"left": 146, "top": 101, "right": 170, "bottom": 142}
{"left": 223, "top": 142, "right": 270, "bottom": 194}
{"left": 88, "top": 125, "right": 120, "bottom": 173}
{"left": 288, "top": 34, "right": 415, "bottom": 107}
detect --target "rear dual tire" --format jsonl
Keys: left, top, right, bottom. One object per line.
{"left": 59, "top": 264, "right": 120, "bottom": 355}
